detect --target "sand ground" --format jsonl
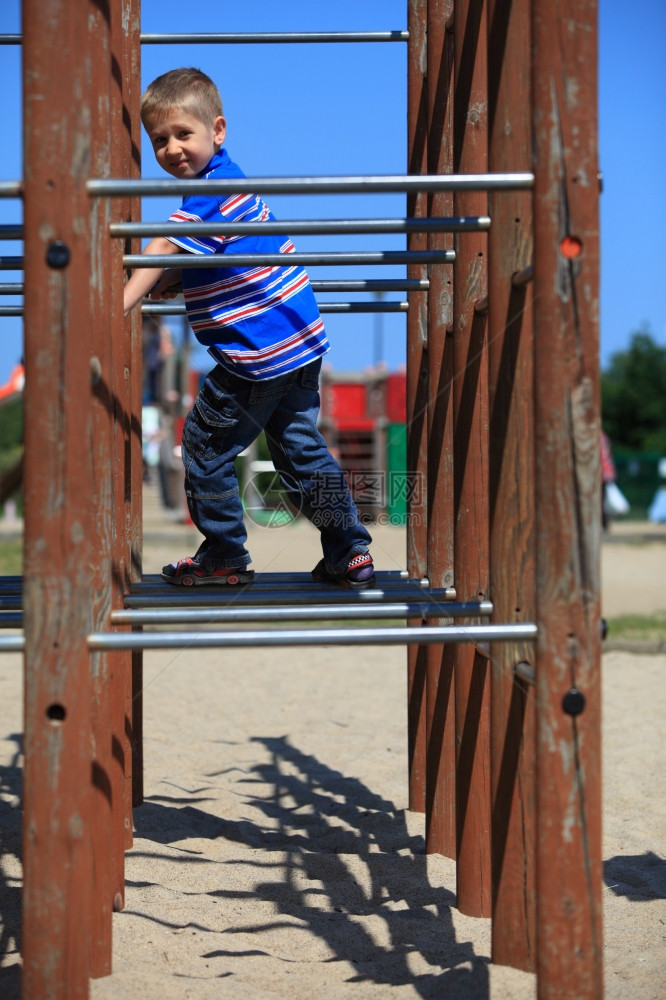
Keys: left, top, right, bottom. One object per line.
{"left": 0, "top": 497, "right": 664, "bottom": 998}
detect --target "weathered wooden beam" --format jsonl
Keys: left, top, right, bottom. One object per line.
{"left": 22, "top": 1, "right": 96, "bottom": 993}
{"left": 452, "top": 0, "right": 492, "bottom": 918}
{"left": 425, "top": 0, "right": 457, "bottom": 860}
{"left": 532, "top": 1, "right": 603, "bottom": 996}
{"left": 406, "top": 0, "right": 429, "bottom": 814}
{"left": 487, "top": 0, "right": 537, "bottom": 972}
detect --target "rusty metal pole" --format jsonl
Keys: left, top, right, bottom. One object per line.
{"left": 406, "top": 0, "right": 429, "bottom": 814}
{"left": 452, "top": 0, "right": 491, "bottom": 917}
{"left": 22, "top": 1, "right": 95, "bottom": 994}
{"left": 532, "top": 1, "right": 603, "bottom": 997}
{"left": 424, "top": 0, "right": 456, "bottom": 858}
{"left": 487, "top": 0, "right": 536, "bottom": 970}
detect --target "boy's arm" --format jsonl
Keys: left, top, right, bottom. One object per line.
{"left": 123, "top": 237, "right": 183, "bottom": 317}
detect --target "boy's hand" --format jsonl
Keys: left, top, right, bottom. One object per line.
{"left": 123, "top": 237, "right": 183, "bottom": 317}
{"left": 149, "top": 270, "right": 183, "bottom": 300}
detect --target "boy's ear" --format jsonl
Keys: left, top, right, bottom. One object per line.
{"left": 213, "top": 115, "right": 226, "bottom": 148}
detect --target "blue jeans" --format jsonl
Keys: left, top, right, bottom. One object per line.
{"left": 181, "top": 358, "right": 372, "bottom": 571}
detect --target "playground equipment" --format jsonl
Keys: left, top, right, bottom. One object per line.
{"left": 1, "top": 2, "right": 602, "bottom": 997}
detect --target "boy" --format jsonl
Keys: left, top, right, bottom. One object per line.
{"left": 123, "top": 68, "right": 375, "bottom": 589}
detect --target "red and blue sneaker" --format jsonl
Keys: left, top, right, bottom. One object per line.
{"left": 161, "top": 557, "right": 254, "bottom": 587}
{"left": 311, "top": 552, "right": 375, "bottom": 590}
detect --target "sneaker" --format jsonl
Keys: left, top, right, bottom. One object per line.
{"left": 161, "top": 557, "right": 255, "bottom": 587}
{"left": 311, "top": 553, "right": 376, "bottom": 591}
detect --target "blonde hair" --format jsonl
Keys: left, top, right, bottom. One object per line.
{"left": 140, "top": 68, "right": 223, "bottom": 128}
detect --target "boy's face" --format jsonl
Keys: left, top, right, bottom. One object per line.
{"left": 145, "top": 109, "right": 226, "bottom": 179}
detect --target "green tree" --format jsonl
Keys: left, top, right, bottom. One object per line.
{"left": 0, "top": 399, "right": 23, "bottom": 450}
{"left": 601, "top": 330, "right": 666, "bottom": 452}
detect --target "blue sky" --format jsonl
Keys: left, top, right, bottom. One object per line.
{"left": 1, "top": 0, "right": 664, "bottom": 385}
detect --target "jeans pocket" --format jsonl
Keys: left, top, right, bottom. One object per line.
{"left": 248, "top": 372, "right": 293, "bottom": 404}
{"left": 298, "top": 359, "right": 322, "bottom": 391}
{"left": 183, "top": 391, "right": 238, "bottom": 463}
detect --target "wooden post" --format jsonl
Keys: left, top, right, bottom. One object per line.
{"left": 22, "top": 1, "right": 96, "bottom": 993}
{"left": 452, "top": 0, "right": 491, "bottom": 917}
{"left": 112, "top": 0, "right": 144, "bottom": 843}
{"left": 406, "top": 0, "right": 429, "bottom": 814}
{"left": 532, "top": 1, "right": 603, "bottom": 996}
{"left": 87, "top": 0, "right": 122, "bottom": 975}
{"left": 424, "top": 0, "right": 456, "bottom": 859}
{"left": 487, "top": 0, "right": 536, "bottom": 971}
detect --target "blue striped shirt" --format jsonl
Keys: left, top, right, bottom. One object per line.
{"left": 165, "top": 149, "right": 329, "bottom": 380}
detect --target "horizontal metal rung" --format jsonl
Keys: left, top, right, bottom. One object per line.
{"left": 112, "top": 600, "right": 493, "bottom": 626}
{"left": 133, "top": 569, "right": 414, "bottom": 588}
{"left": 141, "top": 301, "right": 409, "bottom": 316}
{"left": 0, "top": 280, "right": 429, "bottom": 295}
{"left": 139, "top": 31, "right": 410, "bottom": 45}
{"left": 0, "top": 31, "right": 409, "bottom": 47}
{"left": 514, "top": 661, "right": 536, "bottom": 685}
{"left": 512, "top": 264, "right": 534, "bottom": 287}
{"left": 311, "top": 279, "right": 429, "bottom": 292}
{"left": 0, "top": 635, "right": 22, "bottom": 652}
{"left": 0, "top": 280, "right": 430, "bottom": 295}
{"left": 88, "top": 623, "right": 538, "bottom": 651}
{"left": 89, "top": 174, "right": 534, "bottom": 198}
{"left": 124, "top": 583, "right": 457, "bottom": 609}
{"left": 0, "top": 612, "right": 22, "bottom": 628}
{"left": 111, "top": 217, "right": 489, "bottom": 238}
{"left": 123, "top": 251, "right": 455, "bottom": 268}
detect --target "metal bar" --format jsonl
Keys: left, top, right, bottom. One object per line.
{"left": 487, "top": 0, "right": 537, "bottom": 973}
{"left": 140, "top": 301, "right": 409, "bottom": 316}
{"left": 0, "top": 634, "right": 23, "bottom": 652}
{"left": 0, "top": 257, "right": 23, "bottom": 269}
{"left": 135, "top": 569, "right": 418, "bottom": 586}
{"left": 0, "top": 613, "right": 21, "bottom": 627}
{"left": 0, "top": 181, "right": 21, "bottom": 197}
{"left": 0, "top": 30, "right": 409, "bottom": 45}
{"left": 0, "top": 224, "right": 22, "bottom": 239}
{"left": 88, "top": 623, "right": 538, "bottom": 651}
{"left": 533, "top": 1, "right": 603, "bottom": 995}
{"left": 514, "top": 661, "right": 536, "bottom": 686}
{"left": 425, "top": 0, "right": 456, "bottom": 860}
{"left": 1, "top": 302, "right": 411, "bottom": 318}
{"left": 311, "top": 279, "right": 429, "bottom": 291}
{"left": 140, "top": 31, "right": 410, "bottom": 44}
{"left": 123, "top": 585, "right": 456, "bottom": 609}
{"left": 112, "top": 600, "right": 494, "bottom": 626}
{"left": 453, "top": 0, "right": 491, "bottom": 920}
{"left": 111, "top": 216, "right": 490, "bottom": 237}
{"left": 512, "top": 263, "right": 534, "bottom": 287}
{"left": 0, "top": 278, "right": 426, "bottom": 295}
{"left": 22, "top": 2, "right": 95, "bottom": 991}
{"left": 89, "top": 173, "right": 534, "bottom": 197}
{"left": 123, "top": 250, "right": 455, "bottom": 267}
